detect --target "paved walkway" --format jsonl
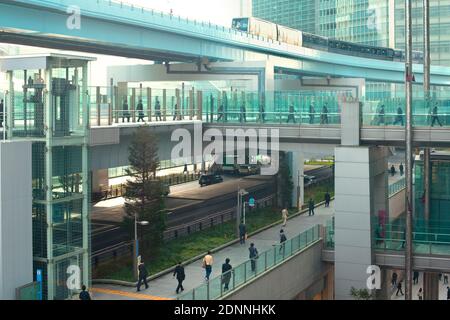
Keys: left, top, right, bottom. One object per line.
{"left": 390, "top": 274, "right": 450, "bottom": 300}
{"left": 91, "top": 202, "right": 335, "bottom": 300}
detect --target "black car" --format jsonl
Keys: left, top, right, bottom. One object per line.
{"left": 199, "top": 174, "right": 223, "bottom": 187}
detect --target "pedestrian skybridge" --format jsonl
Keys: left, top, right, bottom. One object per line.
{"left": 2, "top": 0, "right": 450, "bottom": 85}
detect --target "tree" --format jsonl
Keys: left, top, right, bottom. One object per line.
{"left": 350, "top": 287, "right": 373, "bottom": 300}
{"left": 122, "top": 126, "right": 166, "bottom": 261}
{"left": 277, "top": 151, "right": 293, "bottom": 208}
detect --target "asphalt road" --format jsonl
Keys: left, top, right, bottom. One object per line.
{"left": 91, "top": 166, "right": 333, "bottom": 255}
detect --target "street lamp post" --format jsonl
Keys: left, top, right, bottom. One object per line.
{"left": 134, "top": 218, "right": 149, "bottom": 280}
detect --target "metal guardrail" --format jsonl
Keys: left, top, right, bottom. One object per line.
{"left": 177, "top": 224, "right": 321, "bottom": 300}
{"left": 388, "top": 177, "right": 406, "bottom": 196}
{"left": 91, "top": 194, "right": 275, "bottom": 267}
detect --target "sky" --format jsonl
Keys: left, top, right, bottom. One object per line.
{"left": 120, "top": 0, "right": 248, "bottom": 27}
{"left": 0, "top": 0, "right": 251, "bottom": 87}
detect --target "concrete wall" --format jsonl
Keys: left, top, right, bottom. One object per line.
{"left": 223, "top": 241, "right": 330, "bottom": 300}
{"left": 389, "top": 189, "right": 406, "bottom": 220}
{"left": 0, "top": 141, "right": 33, "bottom": 300}
{"left": 334, "top": 146, "right": 388, "bottom": 299}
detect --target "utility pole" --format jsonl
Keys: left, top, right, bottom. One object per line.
{"left": 423, "top": 0, "right": 431, "bottom": 227}
{"left": 404, "top": 0, "right": 413, "bottom": 301}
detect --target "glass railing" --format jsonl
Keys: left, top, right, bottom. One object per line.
{"left": 324, "top": 217, "right": 335, "bottom": 249}
{"left": 177, "top": 224, "right": 320, "bottom": 300}
{"left": 388, "top": 177, "right": 406, "bottom": 196}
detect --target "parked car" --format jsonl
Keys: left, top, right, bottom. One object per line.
{"left": 199, "top": 174, "right": 223, "bottom": 187}
{"left": 304, "top": 175, "right": 316, "bottom": 186}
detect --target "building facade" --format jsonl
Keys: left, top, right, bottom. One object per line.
{"left": 252, "top": 0, "right": 450, "bottom": 66}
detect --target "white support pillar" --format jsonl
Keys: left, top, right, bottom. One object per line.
{"left": 334, "top": 146, "right": 389, "bottom": 300}
{"left": 290, "top": 151, "right": 304, "bottom": 210}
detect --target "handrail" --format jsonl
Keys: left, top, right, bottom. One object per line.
{"left": 177, "top": 224, "right": 320, "bottom": 300}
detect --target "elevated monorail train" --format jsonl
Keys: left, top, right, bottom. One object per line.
{"left": 232, "top": 17, "right": 423, "bottom": 63}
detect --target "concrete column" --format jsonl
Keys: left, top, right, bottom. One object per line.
{"left": 289, "top": 151, "right": 304, "bottom": 209}
{"left": 340, "top": 98, "right": 360, "bottom": 146}
{"left": 91, "top": 169, "right": 109, "bottom": 193}
{"left": 423, "top": 272, "right": 439, "bottom": 300}
{"left": 334, "top": 146, "right": 389, "bottom": 299}
{"left": 376, "top": 268, "right": 390, "bottom": 300}
{"left": 0, "top": 141, "right": 32, "bottom": 300}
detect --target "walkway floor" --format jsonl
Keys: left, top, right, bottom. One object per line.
{"left": 390, "top": 275, "right": 450, "bottom": 300}
{"left": 91, "top": 202, "right": 335, "bottom": 300}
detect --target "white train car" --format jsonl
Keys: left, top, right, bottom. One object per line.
{"left": 277, "top": 25, "right": 302, "bottom": 47}
{"left": 232, "top": 17, "right": 278, "bottom": 41}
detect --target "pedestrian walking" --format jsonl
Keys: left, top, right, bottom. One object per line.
{"left": 418, "top": 288, "right": 423, "bottom": 300}
{"left": 279, "top": 229, "right": 287, "bottom": 254}
{"left": 431, "top": 103, "right": 443, "bottom": 127}
{"left": 287, "top": 105, "right": 295, "bottom": 123}
{"left": 399, "top": 163, "right": 404, "bottom": 176}
{"left": 0, "top": 99, "right": 3, "bottom": 128}
{"left": 239, "top": 221, "right": 247, "bottom": 245}
{"left": 202, "top": 251, "right": 214, "bottom": 281}
{"left": 173, "top": 103, "right": 179, "bottom": 120}
{"left": 308, "top": 198, "right": 315, "bottom": 216}
{"left": 137, "top": 99, "right": 145, "bottom": 122}
{"left": 260, "top": 105, "right": 266, "bottom": 123}
{"left": 396, "top": 281, "right": 404, "bottom": 296}
{"left": 309, "top": 103, "right": 315, "bottom": 124}
{"left": 377, "top": 104, "right": 385, "bottom": 125}
{"left": 240, "top": 103, "right": 247, "bottom": 123}
{"left": 79, "top": 285, "right": 91, "bottom": 300}
{"left": 393, "top": 105, "right": 404, "bottom": 126}
{"left": 390, "top": 165, "right": 396, "bottom": 177}
{"left": 444, "top": 273, "right": 449, "bottom": 284}
{"left": 281, "top": 208, "right": 288, "bottom": 227}
{"left": 136, "top": 261, "right": 149, "bottom": 292}
{"left": 155, "top": 98, "right": 162, "bottom": 121}
{"left": 249, "top": 243, "right": 259, "bottom": 272}
{"left": 217, "top": 104, "right": 224, "bottom": 122}
{"left": 391, "top": 272, "right": 398, "bottom": 288}
{"left": 122, "top": 98, "right": 130, "bottom": 122}
{"left": 221, "top": 258, "right": 232, "bottom": 291}
{"left": 413, "top": 271, "right": 419, "bottom": 285}
{"left": 324, "top": 191, "right": 331, "bottom": 207}
{"left": 173, "top": 262, "right": 185, "bottom": 294}
{"left": 320, "top": 103, "right": 329, "bottom": 124}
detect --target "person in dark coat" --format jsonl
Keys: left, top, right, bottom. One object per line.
{"left": 249, "top": 243, "right": 259, "bottom": 272}
{"left": 279, "top": 229, "right": 287, "bottom": 254}
{"left": 396, "top": 281, "right": 404, "bottom": 296}
{"left": 173, "top": 103, "right": 179, "bottom": 121}
{"left": 377, "top": 104, "right": 385, "bottom": 125}
{"left": 137, "top": 261, "right": 149, "bottom": 291}
{"left": 79, "top": 285, "right": 91, "bottom": 300}
{"left": 239, "top": 222, "right": 246, "bottom": 245}
{"left": 221, "top": 258, "right": 232, "bottom": 291}
{"left": 137, "top": 99, "right": 145, "bottom": 122}
{"left": 321, "top": 103, "right": 329, "bottom": 124}
{"left": 447, "top": 286, "right": 450, "bottom": 300}
{"left": 309, "top": 103, "right": 315, "bottom": 124}
{"left": 287, "top": 105, "right": 295, "bottom": 123}
{"left": 308, "top": 198, "right": 315, "bottom": 216}
{"left": 173, "top": 262, "right": 185, "bottom": 294}
{"left": 324, "top": 191, "right": 331, "bottom": 207}
{"left": 155, "top": 98, "right": 162, "bottom": 121}
{"left": 431, "top": 103, "right": 443, "bottom": 127}
{"left": 240, "top": 104, "right": 247, "bottom": 123}
{"left": 413, "top": 271, "right": 419, "bottom": 284}
{"left": 217, "top": 104, "right": 224, "bottom": 122}
{"left": 0, "top": 99, "right": 3, "bottom": 127}
{"left": 399, "top": 163, "right": 404, "bottom": 176}
{"left": 391, "top": 272, "right": 398, "bottom": 288}
{"left": 390, "top": 165, "right": 396, "bottom": 177}
{"left": 393, "top": 106, "right": 404, "bottom": 126}
{"left": 122, "top": 98, "right": 130, "bottom": 122}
